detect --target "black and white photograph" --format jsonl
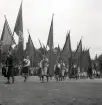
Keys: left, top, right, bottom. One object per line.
{"left": 0, "top": 0, "right": 102, "bottom": 104}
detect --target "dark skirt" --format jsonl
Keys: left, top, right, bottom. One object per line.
{"left": 37, "top": 68, "right": 42, "bottom": 76}
{"left": 22, "top": 67, "right": 29, "bottom": 73}
{"left": 7, "top": 66, "right": 14, "bottom": 77}
{"left": 2, "top": 67, "right": 7, "bottom": 77}
{"left": 55, "top": 68, "right": 60, "bottom": 75}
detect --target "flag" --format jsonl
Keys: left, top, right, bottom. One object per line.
{"left": 14, "top": 1, "right": 23, "bottom": 36}
{"left": 1, "top": 17, "right": 15, "bottom": 53}
{"left": 61, "top": 31, "right": 72, "bottom": 63}
{"left": 47, "top": 15, "right": 54, "bottom": 49}
{"left": 47, "top": 15, "right": 54, "bottom": 76}
{"left": 14, "top": 1, "right": 24, "bottom": 63}
{"left": 74, "top": 39, "right": 82, "bottom": 58}
{"left": 38, "top": 38, "right": 42, "bottom": 48}
{"left": 88, "top": 49, "right": 92, "bottom": 68}
{"left": 94, "top": 54, "right": 98, "bottom": 61}
{"left": 82, "top": 49, "right": 90, "bottom": 71}
{"left": 57, "top": 44, "right": 61, "bottom": 60}
{"left": 14, "top": 1, "right": 24, "bottom": 43}
{"left": 74, "top": 38, "right": 82, "bottom": 71}
{"left": 26, "top": 31, "right": 35, "bottom": 66}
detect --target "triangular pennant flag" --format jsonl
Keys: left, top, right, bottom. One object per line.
{"left": 1, "top": 17, "right": 15, "bottom": 53}
{"left": 14, "top": 1, "right": 24, "bottom": 64}
{"left": 26, "top": 31, "right": 35, "bottom": 56}
{"left": 47, "top": 15, "right": 54, "bottom": 49}
{"left": 26, "top": 30, "right": 35, "bottom": 66}
{"left": 61, "top": 31, "right": 72, "bottom": 61}
{"left": 74, "top": 38, "right": 82, "bottom": 58}
{"left": 14, "top": 1, "right": 23, "bottom": 36}
{"left": 47, "top": 14, "right": 54, "bottom": 76}
{"left": 74, "top": 38, "right": 82, "bottom": 71}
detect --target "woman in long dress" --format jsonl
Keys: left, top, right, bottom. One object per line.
{"left": 40, "top": 56, "right": 49, "bottom": 82}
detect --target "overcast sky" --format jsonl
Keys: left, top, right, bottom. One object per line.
{"left": 0, "top": 0, "right": 102, "bottom": 59}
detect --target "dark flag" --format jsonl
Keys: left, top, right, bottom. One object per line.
{"left": 94, "top": 54, "right": 98, "bottom": 61}
{"left": 47, "top": 14, "right": 54, "bottom": 76}
{"left": 57, "top": 44, "right": 61, "bottom": 61}
{"left": 61, "top": 31, "right": 72, "bottom": 75}
{"left": 14, "top": 1, "right": 23, "bottom": 36}
{"left": 26, "top": 30, "right": 35, "bottom": 66}
{"left": 88, "top": 49, "right": 91, "bottom": 68}
{"left": 14, "top": 1, "right": 24, "bottom": 63}
{"left": 74, "top": 39, "right": 82, "bottom": 58}
{"left": 74, "top": 38, "right": 82, "bottom": 71}
{"left": 61, "top": 31, "right": 72, "bottom": 63}
{"left": 81, "top": 48, "right": 91, "bottom": 72}
{"left": 1, "top": 17, "right": 15, "bottom": 56}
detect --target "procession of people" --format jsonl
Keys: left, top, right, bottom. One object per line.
{"left": 0, "top": 1, "right": 101, "bottom": 84}
{"left": 0, "top": 50, "right": 101, "bottom": 84}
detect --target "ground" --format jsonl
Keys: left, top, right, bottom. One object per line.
{"left": 0, "top": 76, "right": 102, "bottom": 105}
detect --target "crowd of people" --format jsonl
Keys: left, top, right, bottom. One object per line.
{"left": 0, "top": 51, "right": 101, "bottom": 84}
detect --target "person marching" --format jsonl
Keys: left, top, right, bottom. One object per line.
{"left": 22, "top": 56, "right": 30, "bottom": 82}
{"left": 54, "top": 62, "right": 61, "bottom": 81}
{"left": 37, "top": 62, "right": 42, "bottom": 81}
{"left": 61, "top": 62, "right": 66, "bottom": 81}
{"left": 5, "top": 51, "right": 14, "bottom": 84}
{"left": 40, "top": 55, "right": 49, "bottom": 82}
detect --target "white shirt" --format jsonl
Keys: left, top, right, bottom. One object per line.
{"left": 24, "top": 59, "right": 30, "bottom": 67}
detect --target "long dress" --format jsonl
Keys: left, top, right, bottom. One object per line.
{"left": 41, "top": 60, "right": 48, "bottom": 76}
{"left": 6, "top": 55, "right": 14, "bottom": 77}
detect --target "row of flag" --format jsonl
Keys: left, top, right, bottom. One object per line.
{"left": 0, "top": 1, "right": 93, "bottom": 76}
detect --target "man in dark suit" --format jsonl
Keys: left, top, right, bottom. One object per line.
{"left": 5, "top": 51, "right": 14, "bottom": 84}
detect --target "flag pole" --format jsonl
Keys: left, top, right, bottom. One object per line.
{"left": 27, "top": 29, "right": 30, "bottom": 36}
{"left": 38, "top": 38, "right": 42, "bottom": 48}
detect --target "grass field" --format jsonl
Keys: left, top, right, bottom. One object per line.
{"left": 0, "top": 76, "right": 102, "bottom": 105}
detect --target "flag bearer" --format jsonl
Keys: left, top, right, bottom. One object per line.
{"left": 5, "top": 51, "right": 14, "bottom": 84}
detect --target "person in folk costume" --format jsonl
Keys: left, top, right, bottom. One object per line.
{"left": 54, "top": 61, "right": 61, "bottom": 81}
{"left": 87, "top": 63, "right": 92, "bottom": 79}
{"left": 92, "top": 64, "right": 95, "bottom": 78}
{"left": 64, "top": 65, "right": 69, "bottom": 78}
{"left": 37, "top": 62, "right": 42, "bottom": 81}
{"left": 58, "top": 60, "right": 62, "bottom": 81}
{"left": 40, "top": 55, "right": 49, "bottom": 82}
{"left": 2, "top": 63, "right": 7, "bottom": 77}
{"left": 61, "top": 62, "right": 66, "bottom": 81}
{"left": 77, "top": 66, "right": 80, "bottom": 79}
{"left": 5, "top": 51, "right": 15, "bottom": 84}
{"left": 74, "top": 64, "right": 78, "bottom": 79}
{"left": 22, "top": 56, "right": 30, "bottom": 82}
